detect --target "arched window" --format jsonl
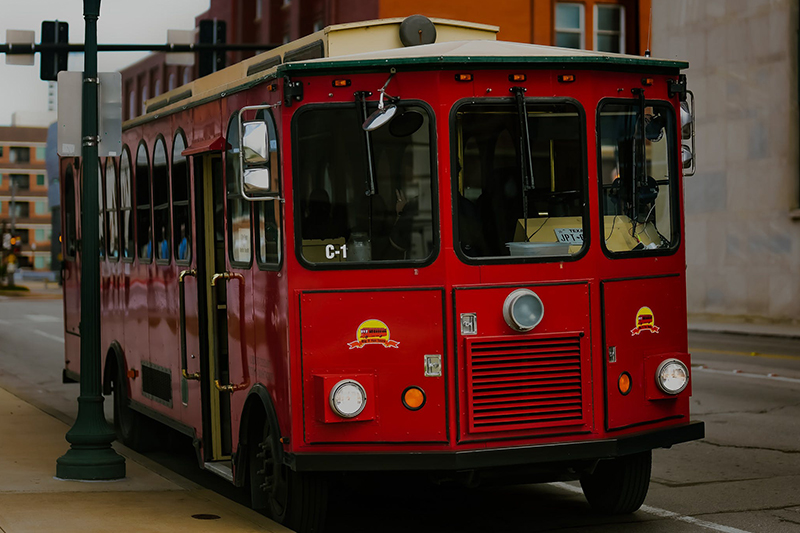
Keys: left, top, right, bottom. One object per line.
{"left": 168, "top": 73, "right": 176, "bottom": 92}
{"left": 135, "top": 142, "right": 152, "bottom": 262}
{"left": 153, "top": 137, "right": 170, "bottom": 263}
{"left": 120, "top": 147, "right": 134, "bottom": 260}
{"left": 154, "top": 79, "right": 161, "bottom": 97}
{"left": 172, "top": 131, "right": 191, "bottom": 263}
{"left": 226, "top": 113, "right": 252, "bottom": 266}
{"left": 105, "top": 158, "right": 119, "bottom": 259}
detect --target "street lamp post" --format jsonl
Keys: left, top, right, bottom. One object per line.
{"left": 56, "top": 0, "right": 125, "bottom": 480}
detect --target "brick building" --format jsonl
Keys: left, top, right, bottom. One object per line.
{"left": 121, "top": 0, "right": 652, "bottom": 121}
{"left": 0, "top": 126, "right": 51, "bottom": 270}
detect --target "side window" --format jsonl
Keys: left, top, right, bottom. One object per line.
{"left": 255, "top": 109, "right": 281, "bottom": 269}
{"left": 135, "top": 142, "right": 153, "bottom": 263}
{"left": 98, "top": 161, "right": 105, "bottom": 259}
{"left": 120, "top": 146, "right": 135, "bottom": 261}
{"left": 64, "top": 162, "right": 77, "bottom": 259}
{"left": 172, "top": 131, "right": 191, "bottom": 264}
{"left": 226, "top": 113, "right": 252, "bottom": 267}
{"left": 105, "top": 159, "right": 119, "bottom": 260}
{"left": 153, "top": 137, "right": 170, "bottom": 264}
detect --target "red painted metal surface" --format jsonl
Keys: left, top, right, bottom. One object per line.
{"left": 61, "top": 60, "right": 694, "bottom": 480}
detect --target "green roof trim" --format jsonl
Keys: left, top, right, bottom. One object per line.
{"left": 279, "top": 54, "right": 687, "bottom": 75}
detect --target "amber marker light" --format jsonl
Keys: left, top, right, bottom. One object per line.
{"left": 558, "top": 74, "right": 575, "bottom": 83}
{"left": 642, "top": 77, "right": 654, "bottom": 86}
{"left": 509, "top": 73, "right": 527, "bottom": 82}
{"left": 618, "top": 372, "right": 632, "bottom": 395}
{"left": 332, "top": 79, "right": 351, "bottom": 87}
{"left": 402, "top": 386, "right": 426, "bottom": 411}
{"left": 455, "top": 73, "right": 473, "bottom": 82}
{"left": 267, "top": 83, "right": 278, "bottom": 92}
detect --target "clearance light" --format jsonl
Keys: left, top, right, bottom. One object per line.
{"left": 267, "top": 83, "right": 278, "bottom": 92}
{"left": 455, "top": 73, "right": 473, "bottom": 82}
{"left": 509, "top": 73, "right": 527, "bottom": 82}
{"left": 558, "top": 74, "right": 575, "bottom": 83}
{"left": 642, "top": 77, "right": 654, "bottom": 86}
{"left": 618, "top": 372, "right": 632, "bottom": 395}
{"left": 656, "top": 359, "right": 689, "bottom": 394}
{"left": 332, "top": 79, "right": 351, "bottom": 88}
{"left": 503, "top": 289, "right": 544, "bottom": 332}
{"left": 330, "top": 379, "right": 367, "bottom": 418}
{"left": 402, "top": 386, "right": 426, "bottom": 411}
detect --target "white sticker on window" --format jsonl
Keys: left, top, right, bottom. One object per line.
{"left": 554, "top": 228, "right": 583, "bottom": 244}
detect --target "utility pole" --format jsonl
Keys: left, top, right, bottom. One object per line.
{"left": 56, "top": 0, "right": 125, "bottom": 480}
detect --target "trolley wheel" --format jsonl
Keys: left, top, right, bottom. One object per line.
{"left": 112, "top": 364, "right": 158, "bottom": 451}
{"left": 579, "top": 450, "right": 652, "bottom": 514}
{"left": 250, "top": 418, "right": 328, "bottom": 533}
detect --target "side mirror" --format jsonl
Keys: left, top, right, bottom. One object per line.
{"left": 680, "top": 91, "right": 695, "bottom": 177}
{"left": 237, "top": 105, "right": 279, "bottom": 199}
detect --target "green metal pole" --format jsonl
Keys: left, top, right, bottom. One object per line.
{"left": 57, "top": 0, "right": 125, "bottom": 480}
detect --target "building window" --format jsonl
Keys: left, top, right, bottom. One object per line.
{"left": 36, "top": 146, "right": 45, "bottom": 160}
{"left": 35, "top": 229, "right": 45, "bottom": 241}
{"left": 10, "top": 174, "right": 29, "bottom": 190}
{"left": 35, "top": 201, "right": 47, "bottom": 215}
{"left": 0, "top": 147, "right": 3, "bottom": 157}
{"left": 36, "top": 174, "right": 45, "bottom": 186}
{"left": 0, "top": 174, "right": 3, "bottom": 187}
{"left": 34, "top": 256, "right": 47, "bottom": 270}
{"left": 555, "top": 2, "right": 585, "bottom": 49}
{"left": 141, "top": 86, "right": 148, "bottom": 115}
{"left": 595, "top": 4, "right": 625, "bottom": 53}
{"left": 9, "top": 147, "right": 30, "bottom": 164}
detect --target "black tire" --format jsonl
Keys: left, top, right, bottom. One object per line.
{"left": 580, "top": 451, "right": 652, "bottom": 514}
{"left": 112, "top": 363, "right": 159, "bottom": 451}
{"left": 249, "top": 418, "right": 328, "bottom": 533}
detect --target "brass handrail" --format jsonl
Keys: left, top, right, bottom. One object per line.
{"left": 210, "top": 271, "right": 250, "bottom": 394}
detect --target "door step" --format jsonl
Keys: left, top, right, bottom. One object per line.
{"left": 203, "top": 461, "right": 233, "bottom": 482}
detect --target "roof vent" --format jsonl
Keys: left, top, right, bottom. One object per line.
{"left": 399, "top": 15, "right": 437, "bottom": 47}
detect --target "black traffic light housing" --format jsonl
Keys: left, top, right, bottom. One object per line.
{"left": 40, "top": 20, "right": 69, "bottom": 81}
{"left": 198, "top": 19, "right": 226, "bottom": 77}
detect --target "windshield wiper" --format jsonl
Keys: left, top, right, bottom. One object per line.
{"left": 631, "top": 88, "right": 647, "bottom": 223}
{"left": 511, "top": 87, "right": 535, "bottom": 239}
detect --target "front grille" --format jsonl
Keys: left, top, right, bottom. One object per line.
{"left": 466, "top": 334, "right": 585, "bottom": 433}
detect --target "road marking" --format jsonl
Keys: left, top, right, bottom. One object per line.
{"left": 690, "top": 347, "right": 800, "bottom": 362}
{"left": 24, "top": 314, "right": 60, "bottom": 323}
{"left": 33, "top": 330, "right": 65, "bottom": 344}
{"left": 693, "top": 366, "right": 800, "bottom": 384}
{"left": 550, "top": 482, "right": 753, "bottom": 533}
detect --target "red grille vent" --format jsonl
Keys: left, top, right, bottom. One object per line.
{"left": 466, "top": 334, "right": 586, "bottom": 433}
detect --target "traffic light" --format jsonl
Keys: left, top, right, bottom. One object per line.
{"left": 198, "top": 19, "right": 226, "bottom": 77}
{"left": 9, "top": 237, "right": 21, "bottom": 257}
{"left": 40, "top": 20, "right": 69, "bottom": 81}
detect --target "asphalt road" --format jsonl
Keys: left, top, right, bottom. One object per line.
{"left": 0, "top": 296, "right": 798, "bottom": 532}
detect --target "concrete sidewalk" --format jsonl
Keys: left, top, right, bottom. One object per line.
{"left": 689, "top": 315, "right": 800, "bottom": 340}
{"left": 0, "top": 279, "right": 62, "bottom": 300}
{"left": 0, "top": 386, "right": 290, "bottom": 533}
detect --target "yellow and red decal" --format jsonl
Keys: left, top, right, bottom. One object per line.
{"left": 631, "top": 306, "right": 659, "bottom": 336}
{"left": 348, "top": 319, "right": 400, "bottom": 349}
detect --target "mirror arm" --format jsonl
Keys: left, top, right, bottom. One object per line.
{"left": 355, "top": 91, "right": 378, "bottom": 197}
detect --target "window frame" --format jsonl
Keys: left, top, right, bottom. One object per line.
{"left": 554, "top": 2, "right": 586, "bottom": 50}
{"left": 120, "top": 145, "right": 135, "bottom": 263}
{"left": 97, "top": 160, "right": 105, "bottom": 260}
{"left": 290, "top": 100, "right": 440, "bottom": 271}
{"left": 596, "top": 97, "right": 681, "bottom": 259}
{"left": 226, "top": 112, "right": 255, "bottom": 269}
{"left": 104, "top": 157, "right": 120, "bottom": 261}
{"left": 152, "top": 135, "right": 171, "bottom": 266}
{"left": 135, "top": 141, "right": 153, "bottom": 264}
{"left": 172, "top": 129, "right": 192, "bottom": 265}
{"left": 450, "top": 96, "right": 590, "bottom": 266}
{"left": 253, "top": 108, "right": 283, "bottom": 271}
{"left": 593, "top": 3, "right": 626, "bottom": 54}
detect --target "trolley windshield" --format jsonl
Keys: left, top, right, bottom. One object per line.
{"left": 294, "top": 103, "right": 435, "bottom": 266}
{"left": 452, "top": 101, "right": 586, "bottom": 261}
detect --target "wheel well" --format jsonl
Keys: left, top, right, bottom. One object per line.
{"left": 235, "top": 384, "right": 280, "bottom": 487}
{"left": 102, "top": 342, "right": 125, "bottom": 396}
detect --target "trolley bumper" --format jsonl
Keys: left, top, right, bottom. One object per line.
{"left": 287, "top": 420, "right": 704, "bottom": 472}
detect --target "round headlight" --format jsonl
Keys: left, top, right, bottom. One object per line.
{"left": 503, "top": 289, "right": 544, "bottom": 332}
{"left": 656, "top": 359, "right": 689, "bottom": 394}
{"left": 329, "top": 379, "right": 367, "bottom": 418}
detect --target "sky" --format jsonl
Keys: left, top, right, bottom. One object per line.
{"left": 0, "top": 0, "right": 211, "bottom": 126}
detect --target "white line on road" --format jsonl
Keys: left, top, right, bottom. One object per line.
{"left": 24, "top": 314, "right": 60, "bottom": 323}
{"left": 694, "top": 366, "right": 800, "bottom": 384}
{"left": 549, "top": 482, "right": 753, "bottom": 533}
{"left": 33, "top": 330, "right": 65, "bottom": 344}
